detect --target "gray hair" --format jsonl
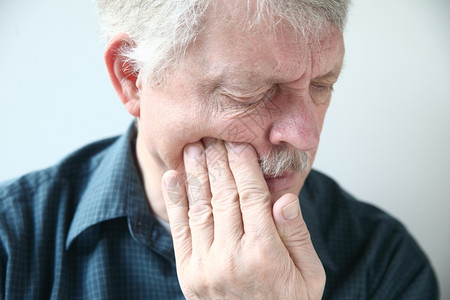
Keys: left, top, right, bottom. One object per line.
{"left": 97, "top": 0, "right": 350, "bottom": 85}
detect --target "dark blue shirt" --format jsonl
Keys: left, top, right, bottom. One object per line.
{"left": 0, "top": 124, "right": 438, "bottom": 299}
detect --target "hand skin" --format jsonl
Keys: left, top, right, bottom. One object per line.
{"left": 161, "top": 138, "right": 325, "bottom": 299}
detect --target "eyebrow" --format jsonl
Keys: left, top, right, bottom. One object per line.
{"left": 313, "top": 61, "right": 345, "bottom": 82}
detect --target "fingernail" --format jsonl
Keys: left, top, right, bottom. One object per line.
{"left": 165, "top": 174, "right": 178, "bottom": 190}
{"left": 282, "top": 201, "right": 299, "bottom": 221}
{"left": 185, "top": 144, "right": 203, "bottom": 158}
{"left": 165, "top": 174, "right": 182, "bottom": 205}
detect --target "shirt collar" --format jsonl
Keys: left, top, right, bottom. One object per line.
{"left": 65, "top": 123, "right": 155, "bottom": 250}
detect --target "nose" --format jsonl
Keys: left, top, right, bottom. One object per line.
{"left": 268, "top": 97, "right": 320, "bottom": 151}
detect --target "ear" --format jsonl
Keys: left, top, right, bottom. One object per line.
{"left": 104, "top": 33, "right": 141, "bottom": 117}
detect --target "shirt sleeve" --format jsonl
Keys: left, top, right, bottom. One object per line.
{"left": 369, "top": 224, "right": 439, "bottom": 299}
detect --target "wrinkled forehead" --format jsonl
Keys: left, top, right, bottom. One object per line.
{"left": 187, "top": 9, "right": 344, "bottom": 89}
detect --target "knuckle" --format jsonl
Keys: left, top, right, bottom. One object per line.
{"left": 239, "top": 188, "right": 270, "bottom": 203}
{"left": 285, "top": 222, "right": 312, "bottom": 246}
{"left": 170, "top": 222, "right": 190, "bottom": 240}
{"left": 188, "top": 202, "right": 212, "bottom": 223}
{"left": 211, "top": 188, "right": 238, "bottom": 207}
{"left": 212, "top": 186, "right": 238, "bottom": 200}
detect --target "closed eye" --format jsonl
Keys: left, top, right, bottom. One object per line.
{"left": 309, "top": 82, "right": 334, "bottom": 105}
{"left": 309, "top": 83, "right": 334, "bottom": 94}
{"left": 224, "top": 86, "right": 278, "bottom": 105}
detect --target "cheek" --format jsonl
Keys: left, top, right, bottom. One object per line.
{"left": 207, "top": 106, "right": 276, "bottom": 151}
{"left": 210, "top": 97, "right": 286, "bottom": 146}
{"left": 139, "top": 98, "right": 212, "bottom": 170}
{"left": 313, "top": 104, "right": 329, "bottom": 134}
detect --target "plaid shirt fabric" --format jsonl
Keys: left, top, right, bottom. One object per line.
{"left": 0, "top": 124, "right": 438, "bottom": 299}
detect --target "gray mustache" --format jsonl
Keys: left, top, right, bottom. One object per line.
{"left": 259, "top": 146, "right": 310, "bottom": 177}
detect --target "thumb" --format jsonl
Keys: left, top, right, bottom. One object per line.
{"left": 273, "top": 193, "right": 325, "bottom": 287}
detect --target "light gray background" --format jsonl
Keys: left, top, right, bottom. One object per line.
{"left": 1, "top": 0, "right": 449, "bottom": 297}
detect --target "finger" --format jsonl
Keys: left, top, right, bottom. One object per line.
{"left": 183, "top": 142, "right": 214, "bottom": 254}
{"left": 203, "top": 138, "right": 243, "bottom": 243}
{"left": 272, "top": 193, "right": 325, "bottom": 294}
{"left": 161, "top": 170, "right": 192, "bottom": 264}
{"left": 224, "top": 142, "right": 275, "bottom": 238}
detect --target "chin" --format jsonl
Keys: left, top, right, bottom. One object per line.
{"left": 265, "top": 171, "right": 306, "bottom": 204}
{"left": 264, "top": 172, "right": 301, "bottom": 202}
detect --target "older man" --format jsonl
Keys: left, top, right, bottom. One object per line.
{"left": 0, "top": 0, "right": 438, "bottom": 299}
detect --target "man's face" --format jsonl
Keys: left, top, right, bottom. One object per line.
{"left": 136, "top": 12, "right": 345, "bottom": 202}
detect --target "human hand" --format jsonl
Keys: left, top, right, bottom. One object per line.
{"left": 161, "top": 138, "right": 325, "bottom": 299}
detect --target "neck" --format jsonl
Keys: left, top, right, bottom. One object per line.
{"left": 135, "top": 131, "right": 169, "bottom": 222}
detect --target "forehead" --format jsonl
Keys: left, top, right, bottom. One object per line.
{"left": 178, "top": 3, "right": 345, "bottom": 93}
